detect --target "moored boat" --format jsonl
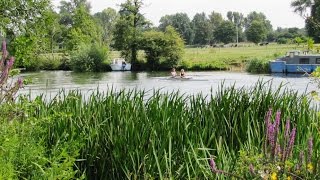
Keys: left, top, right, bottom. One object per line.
{"left": 270, "top": 50, "right": 320, "bottom": 73}
{"left": 110, "top": 58, "right": 131, "bottom": 71}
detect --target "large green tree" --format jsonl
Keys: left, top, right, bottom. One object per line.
{"left": 0, "top": 0, "right": 50, "bottom": 37}
{"left": 158, "top": 13, "right": 194, "bottom": 44}
{"left": 245, "top": 20, "right": 267, "bottom": 44}
{"left": 208, "top": 11, "right": 223, "bottom": 44}
{"left": 94, "top": 8, "right": 119, "bottom": 45}
{"left": 214, "top": 21, "right": 236, "bottom": 44}
{"left": 192, "top": 12, "right": 211, "bottom": 45}
{"left": 113, "top": 0, "right": 149, "bottom": 69}
{"left": 141, "top": 26, "right": 184, "bottom": 70}
{"left": 58, "top": 0, "right": 101, "bottom": 50}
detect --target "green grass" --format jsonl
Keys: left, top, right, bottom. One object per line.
{"left": 0, "top": 81, "right": 318, "bottom": 179}
{"left": 110, "top": 43, "right": 308, "bottom": 71}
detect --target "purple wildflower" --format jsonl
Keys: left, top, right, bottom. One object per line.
{"left": 17, "top": 78, "right": 23, "bottom": 88}
{"left": 7, "top": 57, "right": 14, "bottom": 68}
{"left": 286, "top": 127, "right": 296, "bottom": 158}
{"left": 308, "top": 137, "right": 313, "bottom": 163}
{"left": 285, "top": 119, "right": 290, "bottom": 139}
{"left": 209, "top": 157, "right": 217, "bottom": 173}
{"left": 267, "top": 122, "right": 275, "bottom": 149}
{"left": 2, "top": 41, "right": 6, "bottom": 51}
{"left": 298, "top": 151, "right": 305, "bottom": 170}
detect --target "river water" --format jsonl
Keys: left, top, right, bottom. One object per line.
{"left": 19, "top": 70, "right": 317, "bottom": 99}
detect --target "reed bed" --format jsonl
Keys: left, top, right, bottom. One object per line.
{"left": 0, "top": 81, "right": 319, "bottom": 179}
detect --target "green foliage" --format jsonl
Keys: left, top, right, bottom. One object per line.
{"left": 246, "top": 20, "right": 267, "bottom": 44}
{"left": 245, "top": 58, "right": 270, "bottom": 73}
{"left": 94, "top": 8, "right": 119, "bottom": 45}
{"left": 2, "top": 80, "right": 317, "bottom": 179}
{"left": 159, "top": 13, "right": 194, "bottom": 44}
{"left": 113, "top": 0, "right": 149, "bottom": 67}
{"left": 70, "top": 44, "right": 108, "bottom": 72}
{"left": 0, "top": 0, "right": 51, "bottom": 36}
{"left": 141, "top": 26, "right": 184, "bottom": 70}
{"left": 191, "top": 12, "right": 211, "bottom": 45}
{"left": 38, "top": 54, "right": 65, "bottom": 70}
{"left": 214, "top": 20, "right": 237, "bottom": 44}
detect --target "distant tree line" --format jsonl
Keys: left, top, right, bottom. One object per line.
{"left": 0, "top": 0, "right": 317, "bottom": 71}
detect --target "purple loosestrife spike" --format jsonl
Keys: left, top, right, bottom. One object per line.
{"left": 285, "top": 119, "right": 290, "bottom": 139}
{"left": 7, "top": 57, "right": 14, "bottom": 68}
{"left": 268, "top": 122, "right": 275, "bottom": 149}
{"left": 287, "top": 127, "right": 296, "bottom": 158}
{"left": 308, "top": 137, "right": 313, "bottom": 163}
{"left": 17, "top": 78, "right": 23, "bottom": 88}
{"left": 2, "top": 41, "right": 6, "bottom": 51}
{"left": 298, "top": 151, "right": 305, "bottom": 170}
{"left": 265, "top": 108, "right": 272, "bottom": 128}
{"left": 209, "top": 157, "right": 217, "bottom": 173}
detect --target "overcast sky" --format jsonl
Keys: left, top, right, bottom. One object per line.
{"left": 51, "top": 0, "right": 305, "bottom": 29}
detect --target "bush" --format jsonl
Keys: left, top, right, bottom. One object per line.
{"left": 246, "top": 58, "right": 270, "bottom": 73}
{"left": 38, "top": 54, "right": 64, "bottom": 70}
{"left": 70, "top": 44, "right": 109, "bottom": 72}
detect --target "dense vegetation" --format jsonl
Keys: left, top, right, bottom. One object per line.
{"left": 0, "top": 81, "right": 319, "bottom": 179}
{"left": 0, "top": 0, "right": 316, "bottom": 72}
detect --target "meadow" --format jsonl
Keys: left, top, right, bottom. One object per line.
{"left": 109, "top": 43, "right": 307, "bottom": 72}
{"left": 0, "top": 81, "right": 319, "bottom": 179}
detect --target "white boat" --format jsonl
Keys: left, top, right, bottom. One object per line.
{"left": 110, "top": 58, "right": 131, "bottom": 71}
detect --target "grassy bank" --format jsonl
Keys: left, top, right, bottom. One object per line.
{"left": 0, "top": 81, "right": 319, "bottom": 179}
{"left": 33, "top": 44, "right": 305, "bottom": 72}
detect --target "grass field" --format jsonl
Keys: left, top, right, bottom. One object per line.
{"left": 110, "top": 43, "right": 308, "bottom": 71}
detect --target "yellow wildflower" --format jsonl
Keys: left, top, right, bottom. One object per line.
{"left": 270, "top": 172, "right": 277, "bottom": 180}
{"left": 307, "top": 163, "right": 314, "bottom": 173}
{"left": 287, "top": 176, "right": 292, "bottom": 180}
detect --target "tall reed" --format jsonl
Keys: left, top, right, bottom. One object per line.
{"left": 6, "top": 80, "right": 318, "bottom": 179}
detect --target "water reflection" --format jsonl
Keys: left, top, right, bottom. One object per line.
{"left": 19, "top": 70, "right": 317, "bottom": 99}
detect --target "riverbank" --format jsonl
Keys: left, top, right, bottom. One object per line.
{"left": 29, "top": 44, "right": 306, "bottom": 72}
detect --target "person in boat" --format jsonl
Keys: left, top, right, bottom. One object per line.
{"left": 122, "top": 60, "right": 126, "bottom": 70}
{"left": 171, "top": 68, "right": 177, "bottom": 77}
{"left": 180, "top": 69, "right": 186, "bottom": 78}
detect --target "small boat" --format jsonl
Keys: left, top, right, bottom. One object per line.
{"left": 270, "top": 50, "right": 320, "bottom": 73}
{"left": 168, "top": 76, "right": 193, "bottom": 80}
{"left": 110, "top": 58, "right": 131, "bottom": 71}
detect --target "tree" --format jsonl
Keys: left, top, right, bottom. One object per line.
{"left": 158, "top": 13, "right": 194, "bottom": 44}
{"left": 293, "top": 0, "right": 320, "bottom": 43}
{"left": 244, "top": 11, "right": 273, "bottom": 39}
{"left": 245, "top": 20, "right": 267, "bottom": 44}
{"left": 113, "top": 0, "right": 149, "bottom": 69}
{"left": 208, "top": 11, "right": 223, "bottom": 43}
{"left": 141, "top": 26, "right": 184, "bottom": 70}
{"left": 94, "top": 8, "right": 119, "bottom": 45}
{"left": 214, "top": 21, "right": 236, "bottom": 44}
{"left": 0, "top": 0, "right": 51, "bottom": 37}
{"left": 226, "top": 11, "right": 244, "bottom": 44}
{"left": 58, "top": 0, "right": 101, "bottom": 50}
{"left": 192, "top": 12, "right": 211, "bottom": 45}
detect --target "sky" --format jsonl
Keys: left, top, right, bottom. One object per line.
{"left": 51, "top": 0, "right": 306, "bottom": 29}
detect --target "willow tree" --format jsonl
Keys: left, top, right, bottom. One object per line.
{"left": 113, "top": 0, "right": 150, "bottom": 70}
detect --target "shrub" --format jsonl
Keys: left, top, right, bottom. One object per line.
{"left": 70, "top": 44, "right": 109, "bottom": 72}
{"left": 38, "top": 54, "right": 64, "bottom": 70}
{"left": 246, "top": 58, "right": 270, "bottom": 73}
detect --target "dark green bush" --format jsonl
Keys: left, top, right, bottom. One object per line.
{"left": 245, "top": 58, "right": 270, "bottom": 73}
{"left": 70, "top": 44, "right": 109, "bottom": 72}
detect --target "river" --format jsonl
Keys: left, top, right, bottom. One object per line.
{"left": 19, "top": 70, "right": 317, "bottom": 99}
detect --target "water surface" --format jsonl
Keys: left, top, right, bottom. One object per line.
{"left": 19, "top": 71, "right": 316, "bottom": 99}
